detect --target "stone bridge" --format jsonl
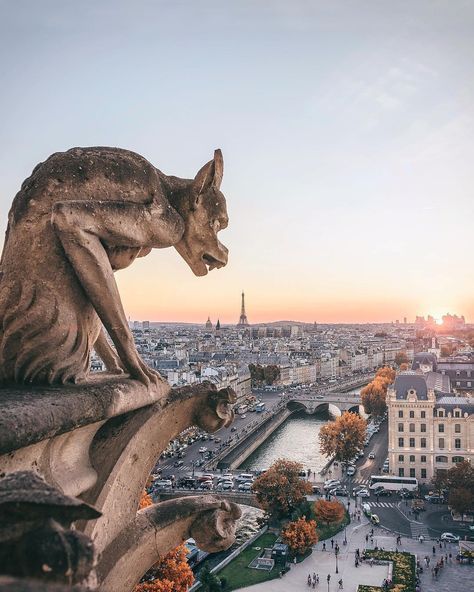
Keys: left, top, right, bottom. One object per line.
{"left": 285, "top": 391, "right": 366, "bottom": 416}
{"left": 157, "top": 489, "right": 261, "bottom": 509}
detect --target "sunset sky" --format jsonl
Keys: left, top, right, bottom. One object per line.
{"left": 1, "top": 1, "right": 473, "bottom": 324}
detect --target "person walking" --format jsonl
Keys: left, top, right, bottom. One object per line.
{"left": 432, "top": 545, "right": 436, "bottom": 555}
{"left": 331, "top": 538, "right": 334, "bottom": 549}
{"left": 323, "top": 542, "right": 326, "bottom": 551}
{"left": 338, "top": 578, "right": 343, "bottom": 589}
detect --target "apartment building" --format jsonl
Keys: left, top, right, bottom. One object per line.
{"left": 387, "top": 353, "right": 474, "bottom": 483}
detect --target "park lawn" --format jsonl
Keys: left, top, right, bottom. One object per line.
{"left": 218, "top": 532, "right": 279, "bottom": 591}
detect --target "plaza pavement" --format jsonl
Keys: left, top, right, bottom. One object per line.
{"left": 237, "top": 515, "right": 472, "bottom": 592}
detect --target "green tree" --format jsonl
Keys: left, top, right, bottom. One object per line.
{"left": 449, "top": 488, "right": 474, "bottom": 519}
{"left": 252, "top": 459, "right": 312, "bottom": 519}
{"left": 319, "top": 412, "right": 367, "bottom": 464}
{"left": 199, "top": 565, "right": 222, "bottom": 592}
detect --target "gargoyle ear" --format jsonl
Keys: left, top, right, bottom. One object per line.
{"left": 193, "top": 149, "right": 224, "bottom": 196}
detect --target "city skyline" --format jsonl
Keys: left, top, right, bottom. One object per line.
{"left": 1, "top": 2, "right": 473, "bottom": 324}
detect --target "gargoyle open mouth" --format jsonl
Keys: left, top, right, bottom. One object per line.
{"left": 202, "top": 253, "right": 226, "bottom": 271}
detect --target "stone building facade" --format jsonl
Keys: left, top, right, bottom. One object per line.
{"left": 387, "top": 353, "right": 474, "bottom": 484}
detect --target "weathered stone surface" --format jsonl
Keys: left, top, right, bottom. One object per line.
{"left": 98, "top": 496, "right": 241, "bottom": 592}
{"left": 0, "top": 147, "right": 228, "bottom": 387}
{"left": 0, "top": 374, "right": 169, "bottom": 454}
{"left": 0, "top": 472, "right": 100, "bottom": 588}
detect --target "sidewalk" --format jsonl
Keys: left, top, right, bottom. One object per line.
{"left": 237, "top": 516, "right": 470, "bottom": 592}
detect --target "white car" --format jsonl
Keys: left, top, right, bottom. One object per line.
{"left": 238, "top": 481, "right": 253, "bottom": 491}
{"left": 198, "top": 447, "right": 207, "bottom": 454}
{"left": 440, "top": 533, "right": 460, "bottom": 542}
{"left": 346, "top": 466, "right": 356, "bottom": 476}
{"left": 353, "top": 488, "right": 370, "bottom": 498}
{"left": 324, "top": 479, "right": 341, "bottom": 490}
{"left": 368, "top": 452, "right": 375, "bottom": 459}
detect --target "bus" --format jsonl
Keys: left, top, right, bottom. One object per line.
{"left": 236, "top": 404, "right": 248, "bottom": 415}
{"left": 255, "top": 402, "right": 266, "bottom": 413}
{"left": 369, "top": 475, "right": 418, "bottom": 492}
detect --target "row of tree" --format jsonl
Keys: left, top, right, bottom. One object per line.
{"left": 360, "top": 366, "right": 396, "bottom": 419}
{"left": 248, "top": 363, "right": 281, "bottom": 386}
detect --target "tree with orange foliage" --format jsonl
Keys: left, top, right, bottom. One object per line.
{"left": 139, "top": 491, "right": 153, "bottom": 510}
{"left": 281, "top": 517, "right": 318, "bottom": 556}
{"left": 399, "top": 362, "right": 408, "bottom": 371}
{"left": 375, "top": 366, "right": 396, "bottom": 382}
{"left": 319, "top": 412, "right": 366, "bottom": 464}
{"left": 313, "top": 499, "right": 345, "bottom": 526}
{"left": 252, "top": 459, "right": 312, "bottom": 518}
{"left": 134, "top": 544, "right": 194, "bottom": 592}
{"left": 361, "top": 379, "right": 388, "bottom": 418}
{"left": 360, "top": 367, "right": 395, "bottom": 418}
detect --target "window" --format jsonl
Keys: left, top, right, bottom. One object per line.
{"left": 409, "top": 410, "right": 414, "bottom": 418}
{"left": 398, "top": 423, "right": 404, "bottom": 432}
{"left": 409, "top": 455, "right": 415, "bottom": 462}
{"left": 410, "top": 468, "right": 416, "bottom": 478}
{"left": 399, "top": 468, "right": 405, "bottom": 477}
{"left": 398, "top": 410, "right": 403, "bottom": 418}
{"left": 398, "top": 437, "right": 404, "bottom": 447}
{"left": 398, "top": 454, "right": 404, "bottom": 462}
{"left": 456, "top": 381, "right": 460, "bottom": 386}
{"left": 454, "top": 410, "right": 461, "bottom": 418}
{"left": 420, "top": 437, "right": 426, "bottom": 448}
{"left": 436, "top": 456, "right": 448, "bottom": 463}
{"left": 409, "top": 438, "right": 415, "bottom": 448}
{"left": 409, "top": 423, "right": 415, "bottom": 432}
{"left": 452, "top": 456, "right": 464, "bottom": 463}
{"left": 421, "top": 423, "right": 426, "bottom": 432}
{"left": 439, "top": 438, "right": 445, "bottom": 449}
{"left": 438, "top": 424, "right": 445, "bottom": 433}
{"left": 455, "top": 424, "right": 461, "bottom": 433}
{"left": 421, "top": 411, "right": 426, "bottom": 419}
{"left": 421, "top": 455, "right": 426, "bottom": 463}
{"left": 438, "top": 410, "right": 444, "bottom": 418}
{"left": 455, "top": 438, "right": 461, "bottom": 449}
{"left": 421, "top": 468, "right": 427, "bottom": 479}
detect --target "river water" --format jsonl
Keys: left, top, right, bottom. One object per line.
{"left": 233, "top": 385, "right": 365, "bottom": 541}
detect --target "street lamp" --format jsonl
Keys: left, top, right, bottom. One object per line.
{"left": 344, "top": 524, "right": 347, "bottom": 545}
{"left": 327, "top": 574, "right": 331, "bottom": 592}
{"left": 335, "top": 546, "right": 339, "bottom": 574}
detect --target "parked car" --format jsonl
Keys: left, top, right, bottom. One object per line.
{"left": 399, "top": 489, "right": 415, "bottom": 499}
{"left": 362, "top": 502, "right": 372, "bottom": 516}
{"left": 173, "top": 460, "right": 184, "bottom": 468}
{"left": 368, "top": 452, "right": 375, "bottom": 459}
{"left": 324, "top": 479, "right": 341, "bottom": 490}
{"left": 346, "top": 466, "right": 356, "bottom": 477}
{"left": 231, "top": 427, "right": 238, "bottom": 432}
{"left": 240, "top": 414, "right": 247, "bottom": 419}
{"left": 238, "top": 481, "right": 253, "bottom": 491}
{"left": 216, "top": 481, "right": 233, "bottom": 491}
{"left": 425, "top": 495, "right": 444, "bottom": 504}
{"left": 199, "top": 481, "right": 213, "bottom": 490}
{"left": 214, "top": 437, "right": 221, "bottom": 443}
{"left": 312, "top": 485, "right": 322, "bottom": 495}
{"left": 198, "top": 447, "right": 207, "bottom": 454}
{"left": 370, "top": 514, "right": 380, "bottom": 525}
{"left": 441, "top": 532, "right": 460, "bottom": 542}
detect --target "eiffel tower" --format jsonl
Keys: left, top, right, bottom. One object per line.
{"left": 237, "top": 291, "right": 249, "bottom": 327}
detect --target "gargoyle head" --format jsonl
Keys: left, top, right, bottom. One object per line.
{"left": 193, "top": 385, "right": 236, "bottom": 433}
{"left": 189, "top": 499, "right": 242, "bottom": 553}
{"left": 174, "top": 149, "right": 229, "bottom": 277}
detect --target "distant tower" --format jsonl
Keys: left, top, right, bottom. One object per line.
{"left": 205, "top": 316, "right": 213, "bottom": 331}
{"left": 237, "top": 291, "right": 249, "bottom": 327}
{"left": 216, "top": 319, "right": 221, "bottom": 332}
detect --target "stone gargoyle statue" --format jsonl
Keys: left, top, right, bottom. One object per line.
{"left": 0, "top": 471, "right": 101, "bottom": 588}
{"left": 0, "top": 147, "right": 229, "bottom": 387}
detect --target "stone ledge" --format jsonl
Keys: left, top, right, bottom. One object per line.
{"left": 0, "top": 374, "right": 169, "bottom": 454}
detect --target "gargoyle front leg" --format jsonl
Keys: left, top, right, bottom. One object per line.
{"left": 51, "top": 199, "right": 184, "bottom": 386}
{"left": 94, "top": 327, "right": 124, "bottom": 374}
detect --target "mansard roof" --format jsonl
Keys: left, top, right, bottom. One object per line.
{"left": 394, "top": 373, "right": 428, "bottom": 400}
{"left": 412, "top": 351, "right": 437, "bottom": 371}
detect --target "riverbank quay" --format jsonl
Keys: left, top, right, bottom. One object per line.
{"left": 236, "top": 515, "right": 471, "bottom": 592}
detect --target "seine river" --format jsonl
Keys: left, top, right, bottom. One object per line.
{"left": 240, "top": 410, "right": 331, "bottom": 473}
{"left": 240, "top": 384, "right": 364, "bottom": 472}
